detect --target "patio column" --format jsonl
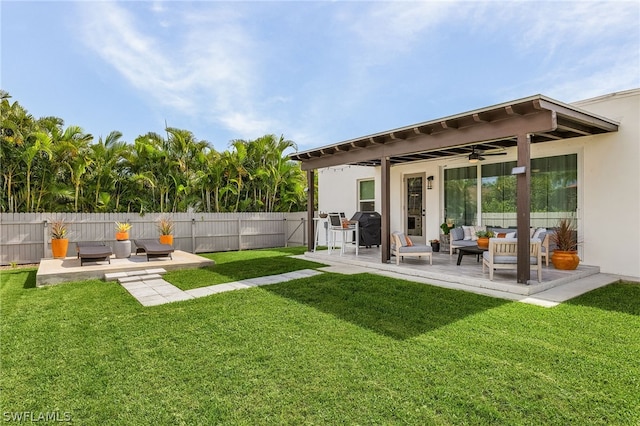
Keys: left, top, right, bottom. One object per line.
{"left": 306, "top": 169, "right": 315, "bottom": 252}
{"left": 381, "top": 156, "right": 391, "bottom": 263}
{"left": 516, "top": 133, "right": 531, "bottom": 283}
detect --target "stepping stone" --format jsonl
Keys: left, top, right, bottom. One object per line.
{"left": 184, "top": 287, "right": 219, "bottom": 297}
{"left": 119, "top": 275, "right": 144, "bottom": 283}
{"left": 137, "top": 275, "right": 164, "bottom": 282}
{"left": 164, "top": 292, "right": 194, "bottom": 302}
{"left": 104, "top": 272, "right": 129, "bottom": 282}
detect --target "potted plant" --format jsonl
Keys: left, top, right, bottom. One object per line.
{"left": 440, "top": 222, "right": 453, "bottom": 235}
{"left": 50, "top": 218, "right": 69, "bottom": 259}
{"left": 430, "top": 239, "right": 440, "bottom": 252}
{"left": 475, "top": 230, "right": 494, "bottom": 249}
{"left": 157, "top": 216, "right": 174, "bottom": 246}
{"left": 550, "top": 218, "right": 580, "bottom": 270}
{"left": 115, "top": 221, "right": 132, "bottom": 241}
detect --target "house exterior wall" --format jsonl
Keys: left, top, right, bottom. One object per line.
{"left": 317, "top": 89, "right": 640, "bottom": 279}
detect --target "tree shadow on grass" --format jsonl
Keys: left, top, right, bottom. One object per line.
{"left": 166, "top": 256, "right": 326, "bottom": 290}
{"left": 564, "top": 281, "right": 639, "bottom": 316}
{"left": 23, "top": 270, "right": 37, "bottom": 289}
{"left": 211, "top": 257, "right": 325, "bottom": 282}
{"left": 265, "top": 273, "right": 509, "bottom": 340}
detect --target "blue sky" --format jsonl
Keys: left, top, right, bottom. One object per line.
{"left": 2, "top": 1, "right": 639, "bottom": 153}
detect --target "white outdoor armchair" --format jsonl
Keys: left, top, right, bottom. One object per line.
{"left": 482, "top": 238, "right": 542, "bottom": 282}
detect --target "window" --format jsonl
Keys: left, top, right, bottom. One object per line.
{"left": 444, "top": 166, "right": 477, "bottom": 226}
{"left": 445, "top": 154, "right": 578, "bottom": 227}
{"left": 358, "top": 180, "right": 375, "bottom": 211}
{"left": 481, "top": 161, "right": 517, "bottom": 227}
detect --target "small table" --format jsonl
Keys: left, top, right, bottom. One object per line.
{"left": 114, "top": 240, "right": 131, "bottom": 259}
{"left": 456, "top": 245, "right": 487, "bottom": 265}
{"left": 313, "top": 217, "right": 329, "bottom": 252}
{"left": 328, "top": 223, "right": 359, "bottom": 256}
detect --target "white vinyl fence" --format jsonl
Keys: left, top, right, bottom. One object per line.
{"left": 0, "top": 212, "right": 308, "bottom": 265}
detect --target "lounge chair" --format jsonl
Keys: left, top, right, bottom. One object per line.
{"left": 482, "top": 238, "right": 542, "bottom": 282}
{"left": 76, "top": 241, "right": 112, "bottom": 266}
{"left": 133, "top": 239, "right": 174, "bottom": 261}
{"left": 391, "top": 231, "right": 433, "bottom": 265}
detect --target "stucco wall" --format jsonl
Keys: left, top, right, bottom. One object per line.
{"left": 317, "top": 89, "right": 640, "bottom": 278}
{"left": 573, "top": 90, "right": 640, "bottom": 278}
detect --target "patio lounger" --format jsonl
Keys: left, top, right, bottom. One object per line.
{"left": 133, "top": 239, "right": 174, "bottom": 261}
{"left": 76, "top": 241, "right": 112, "bottom": 266}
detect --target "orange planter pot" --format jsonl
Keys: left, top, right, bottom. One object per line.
{"left": 51, "top": 238, "right": 69, "bottom": 258}
{"left": 551, "top": 250, "right": 580, "bottom": 270}
{"left": 159, "top": 235, "right": 173, "bottom": 246}
{"left": 477, "top": 237, "right": 489, "bottom": 249}
{"left": 115, "top": 232, "right": 129, "bottom": 241}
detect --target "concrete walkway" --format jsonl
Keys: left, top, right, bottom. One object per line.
{"left": 106, "top": 268, "right": 323, "bottom": 307}
{"left": 107, "top": 260, "right": 620, "bottom": 308}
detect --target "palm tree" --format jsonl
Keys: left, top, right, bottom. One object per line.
{"left": 21, "top": 131, "right": 53, "bottom": 211}
{"left": 89, "top": 131, "right": 128, "bottom": 211}
{"left": 1, "top": 94, "right": 37, "bottom": 212}
{"left": 227, "top": 140, "right": 249, "bottom": 212}
{"left": 51, "top": 125, "right": 94, "bottom": 212}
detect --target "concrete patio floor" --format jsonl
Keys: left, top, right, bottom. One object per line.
{"left": 33, "top": 245, "right": 623, "bottom": 308}
{"left": 302, "top": 245, "right": 621, "bottom": 307}
{"left": 36, "top": 250, "right": 214, "bottom": 286}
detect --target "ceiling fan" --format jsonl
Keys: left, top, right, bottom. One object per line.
{"left": 468, "top": 146, "right": 507, "bottom": 163}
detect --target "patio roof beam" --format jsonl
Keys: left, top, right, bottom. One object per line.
{"left": 297, "top": 110, "right": 557, "bottom": 170}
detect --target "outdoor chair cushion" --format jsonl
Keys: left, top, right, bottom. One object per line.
{"left": 133, "top": 239, "right": 174, "bottom": 261}
{"left": 76, "top": 241, "right": 112, "bottom": 266}
{"left": 391, "top": 232, "right": 432, "bottom": 266}
{"left": 482, "top": 253, "right": 538, "bottom": 264}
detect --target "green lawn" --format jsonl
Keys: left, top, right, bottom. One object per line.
{"left": 163, "top": 246, "right": 326, "bottom": 290}
{"left": 1, "top": 250, "right": 638, "bottom": 425}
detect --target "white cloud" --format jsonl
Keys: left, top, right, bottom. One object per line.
{"left": 341, "top": 1, "right": 456, "bottom": 62}
{"left": 73, "top": 0, "right": 638, "bottom": 150}
{"left": 76, "top": 2, "right": 277, "bottom": 139}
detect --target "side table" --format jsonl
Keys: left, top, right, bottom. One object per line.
{"left": 114, "top": 240, "right": 131, "bottom": 259}
{"left": 313, "top": 217, "right": 329, "bottom": 252}
{"left": 440, "top": 234, "right": 450, "bottom": 252}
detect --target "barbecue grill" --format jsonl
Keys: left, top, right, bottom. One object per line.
{"left": 350, "top": 211, "right": 381, "bottom": 248}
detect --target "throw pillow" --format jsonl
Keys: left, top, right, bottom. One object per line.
{"left": 405, "top": 235, "right": 414, "bottom": 246}
{"left": 533, "top": 227, "right": 547, "bottom": 239}
{"left": 462, "top": 226, "right": 474, "bottom": 241}
{"left": 497, "top": 232, "right": 507, "bottom": 238}
{"left": 471, "top": 225, "right": 485, "bottom": 241}
{"left": 451, "top": 227, "right": 464, "bottom": 241}
{"left": 396, "top": 233, "right": 408, "bottom": 247}
{"left": 506, "top": 232, "right": 516, "bottom": 239}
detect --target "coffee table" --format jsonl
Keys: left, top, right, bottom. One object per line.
{"left": 456, "top": 245, "right": 487, "bottom": 265}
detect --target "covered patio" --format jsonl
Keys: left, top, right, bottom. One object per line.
{"left": 304, "top": 246, "right": 616, "bottom": 305}
{"left": 291, "top": 94, "right": 619, "bottom": 284}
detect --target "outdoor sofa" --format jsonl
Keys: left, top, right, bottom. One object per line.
{"left": 133, "top": 239, "right": 174, "bottom": 261}
{"left": 449, "top": 226, "right": 554, "bottom": 265}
